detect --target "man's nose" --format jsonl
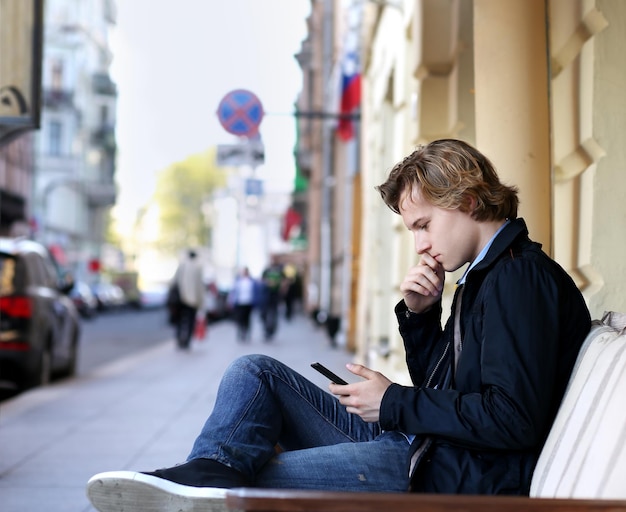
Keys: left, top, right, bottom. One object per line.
{"left": 414, "top": 232, "right": 430, "bottom": 254}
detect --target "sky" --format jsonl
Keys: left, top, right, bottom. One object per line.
{"left": 109, "top": 0, "right": 311, "bottom": 232}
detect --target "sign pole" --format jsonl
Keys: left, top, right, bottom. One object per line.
{"left": 216, "top": 90, "right": 265, "bottom": 272}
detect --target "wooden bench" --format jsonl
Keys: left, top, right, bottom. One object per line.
{"left": 226, "top": 490, "right": 626, "bottom": 512}
{"left": 226, "top": 311, "right": 626, "bottom": 512}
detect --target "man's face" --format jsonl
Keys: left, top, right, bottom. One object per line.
{"left": 398, "top": 187, "right": 480, "bottom": 272}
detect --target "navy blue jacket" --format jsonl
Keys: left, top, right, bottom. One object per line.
{"left": 379, "top": 218, "right": 591, "bottom": 494}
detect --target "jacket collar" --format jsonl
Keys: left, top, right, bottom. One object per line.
{"left": 467, "top": 218, "right": 530, "bottom": 276}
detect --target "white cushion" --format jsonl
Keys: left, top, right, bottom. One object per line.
{"left": 530, "top": 311, "right": 626, "bottom": 499}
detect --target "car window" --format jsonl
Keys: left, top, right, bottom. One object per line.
{"left": 40, "top": 253, "right": 60, "bottom": 288}
{"left": 0, "top": 254, "right": 24, "bottom": 294}
{"left": 24, "top": 252, "right": 50, "bottom": 287}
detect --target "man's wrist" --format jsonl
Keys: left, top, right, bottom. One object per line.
{"left": 405, "top": 306, "right": 418, "bottom": 318}
{"left": 404, "top": 304, "right": 435, "bottom": 317}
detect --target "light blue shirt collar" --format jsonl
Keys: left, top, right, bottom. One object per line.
{"left": 458, "top": 220, "right": 510, "bottom": 285}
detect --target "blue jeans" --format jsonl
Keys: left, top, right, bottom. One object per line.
{"left": 187, "top": 354, "right": 410, "bottom": 492}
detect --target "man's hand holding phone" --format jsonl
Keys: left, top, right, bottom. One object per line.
{"left": 312, "top": 362, "right": 392, "bottom": 423}
{"left": 311, "top": 362, "right": 349, "bottom": 385}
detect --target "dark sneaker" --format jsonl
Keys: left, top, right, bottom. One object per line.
{"left": 87, "top": 470, "right": 228, "bottom": 512}
{"left": 143, "top": 459, "right": 250, "bottom": 488}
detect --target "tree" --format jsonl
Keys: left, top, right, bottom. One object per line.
{"left": 152, "top": 147, "right": 228, "bottom": 255}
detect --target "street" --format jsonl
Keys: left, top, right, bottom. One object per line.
{"left": 77, "top": 306, "right": 176, "bottom": 374}
{"left": 0, "top": 306, "right": 177, "bottom": 403}
{"left": 0, "top": 310, "right": 352, "bottom": 512}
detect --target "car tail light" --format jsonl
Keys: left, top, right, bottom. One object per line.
{"left": 0, "top": 296, "right": 33, "bottom": 318}
{"left": 0, "top": 341, "right": 30, "bottom": 351}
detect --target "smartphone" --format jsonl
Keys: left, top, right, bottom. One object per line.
{"left": 311, "top": 362, "right": 349, "bottom": 385}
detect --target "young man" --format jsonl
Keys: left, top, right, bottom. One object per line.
{"left": 87, "top": 139, "right": 591, "bottom": 511}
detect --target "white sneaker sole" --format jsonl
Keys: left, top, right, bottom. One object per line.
{"left": 86, "top": 471, "right": 229, "bottom": 512}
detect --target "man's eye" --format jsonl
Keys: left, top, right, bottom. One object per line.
{"left": 419, "top": 223, "right": 429, "bottom": 231}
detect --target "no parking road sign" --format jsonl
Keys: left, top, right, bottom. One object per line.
{"left": 217, "top": 89, "right": 264, "bottom": 137}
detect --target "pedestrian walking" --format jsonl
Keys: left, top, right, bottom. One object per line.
{"left": 229, "top": 267, "right": 257, "bottom": 342}
{"left": 87, "top": 139, "right": 590, "bottom": 512}
{"left": 259, "top": 258, "right": 285, "bottom": 341}
{"left": 282, "top": 264, "right": 302, "bottom": 321}
{"left": 170, "top": 249, "right": 204, "bottom": 349}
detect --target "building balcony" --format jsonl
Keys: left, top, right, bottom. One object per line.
{"left": 92, "top": 73, "right": 117, "bottom": 96}
{"left": 42, "top": 88, "right": 74, "bottom": 109}
{"left": 84, "top": 181, "right": 116, "bottom": 208}
{"left": 91, "top": 125, "right": 116, "bottom": 154}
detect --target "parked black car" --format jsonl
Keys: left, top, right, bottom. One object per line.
{"left": 0, "top": 237, "right": 81, "bottom": 390}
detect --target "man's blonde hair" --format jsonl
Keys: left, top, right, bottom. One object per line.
{"left": 376, "top": 139, "right": 519, "bottom": 222}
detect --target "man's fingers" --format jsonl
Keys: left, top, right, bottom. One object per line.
{"left": 346, "top": 363, "right": 377, "bottom": 380}
{"left": 402, "top": 275, "right": 440, "bottom": 298}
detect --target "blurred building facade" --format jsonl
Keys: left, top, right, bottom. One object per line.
{"left": 1, "top": 0, "right": 118, "bottom": 284}
{"left": 295, "top": 1, "right": 363, "bottom": 347}
{"left": 31, "top": 0, "right": 118, "bottom": 281}
{"left": 296, "top": 0, "right": 626, "bottom": 380}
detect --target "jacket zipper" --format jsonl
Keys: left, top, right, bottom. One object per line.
{"left": 426, "top": 340, "right": 450, "bottom": 388}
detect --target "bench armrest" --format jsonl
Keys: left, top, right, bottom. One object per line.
{"left": 226, "top": 489, "right": 626, "bottom": 512}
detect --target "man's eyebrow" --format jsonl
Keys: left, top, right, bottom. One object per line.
{"left": 408, "top": 217, "right": 427, "bottom": 229}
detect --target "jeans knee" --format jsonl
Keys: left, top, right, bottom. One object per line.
{"left": 228, "top": 354, "right": 278, "bottom": 375}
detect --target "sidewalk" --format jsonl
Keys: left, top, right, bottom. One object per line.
{"left": 0, "top": 313, "right": 353, "bottom": 512}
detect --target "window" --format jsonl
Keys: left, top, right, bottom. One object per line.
{"left": 49, "top": 120, "right": 62, "bottom": 155}
{"left": 100, "top": 104, "right": 109, "bottom": 125}
{"left": 51, "top": 59, "right": 63, "bottom": 91}
{"left": 24, "top": 253, "right": 45, "bottom": 286}
{"left": 40, "top": 253, "right": 60, "bottom": 288}
{"left": 0, "top": 255, "right": 18, "bottom": 294}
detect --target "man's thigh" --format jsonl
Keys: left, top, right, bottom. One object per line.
{"left": 254, "top": 431, "right": 409, "bottom": 492}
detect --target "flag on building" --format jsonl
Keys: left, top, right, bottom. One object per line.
{"left": 336, "top": 52, "right": 361, "bottom": 142}
{"left": 281, "top": 206, "right": 303, "bottom": 241}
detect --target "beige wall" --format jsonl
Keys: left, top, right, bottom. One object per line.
{"left": 548, "top": 0, "right": 626, "bottom": 317}
{"left": 583, "top": 0, "right": 626, "bottom": 315}
{"left": 474, "top": 0, "right": 552, "bottom": 251}
{"left": 356, "top": 0, "right": 626, "bottom": 381}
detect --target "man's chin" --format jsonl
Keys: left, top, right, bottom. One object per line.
{"left": 445, "top": 262, "right": 465, "bottom": 273}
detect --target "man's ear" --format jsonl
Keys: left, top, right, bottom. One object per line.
{"left": 463, "top": 195, "right": 477, "bottom": 213}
